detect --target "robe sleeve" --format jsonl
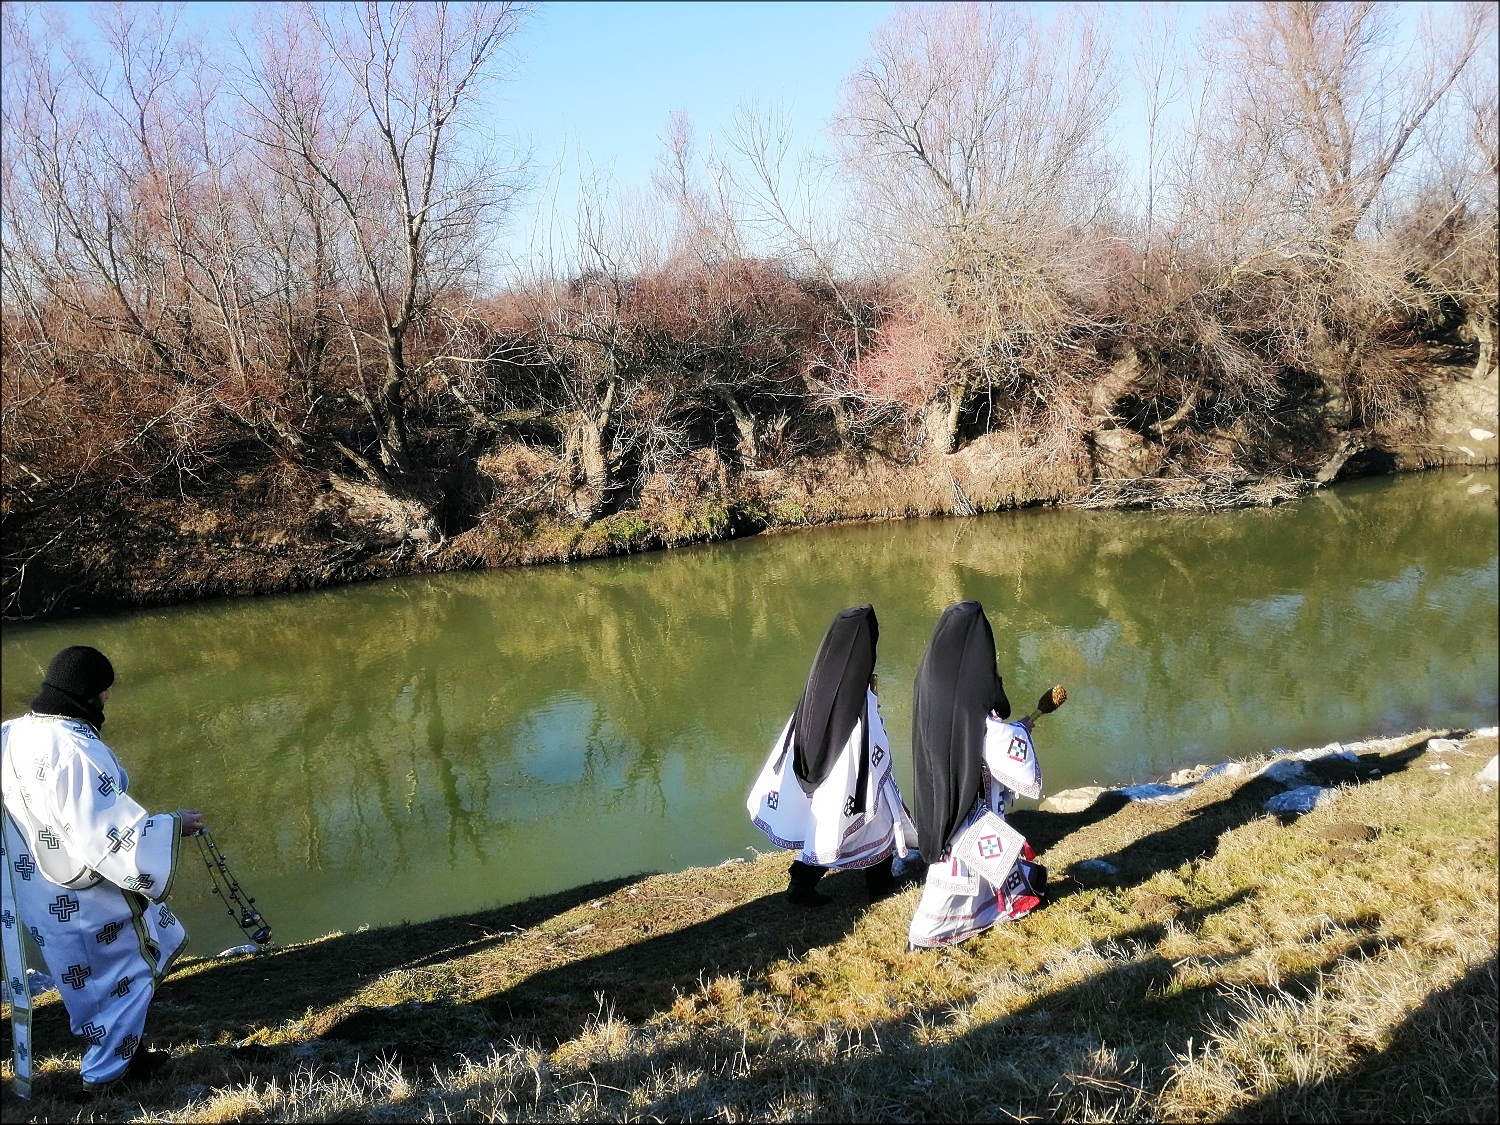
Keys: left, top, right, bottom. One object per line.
{"left": 983, "top": 718, "right": 1043, "bottom": 799}
{"left": 48, "top": 736, "right": 180, "bottom": 902}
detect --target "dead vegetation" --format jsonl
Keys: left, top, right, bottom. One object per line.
{"left": 2, "top": 2, "right": 1496, "bottom": 617}
{"left": 3, "top": 729, "right": 1495, "bottom": 1121}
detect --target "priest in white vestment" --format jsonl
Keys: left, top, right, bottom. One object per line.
{"left": 908, "top": 602, "right": 1048, "bottom": 949}
{"left": 2, "top": 646, "right": 202, "bottom": 1097}
{"left": 747, "top": 605, "right": 917, "bottom": 905}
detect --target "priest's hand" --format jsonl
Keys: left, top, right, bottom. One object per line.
{"left": 178, "top": 808, "right": 205, "bottom": 836}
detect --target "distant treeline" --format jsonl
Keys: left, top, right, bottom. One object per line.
{"left": 2, "top": 2, "right": 1496, "bottom": 594}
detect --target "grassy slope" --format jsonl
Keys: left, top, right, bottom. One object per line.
{"left": 3, "top": 730, "right": 1496, "bottom": 1122}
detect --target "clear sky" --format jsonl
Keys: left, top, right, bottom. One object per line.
{"left": 36, "top": 1, "right": 1452, "bottom": 268}
{"left": 504, "top": 1, "right": 898, "bottom": 185}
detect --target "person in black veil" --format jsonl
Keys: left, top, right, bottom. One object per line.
{"left": 907, "top": 601, "right": 1049, "bottom": 947}
{"left": 746, "top": 605, "right": 917, "bottom": 906}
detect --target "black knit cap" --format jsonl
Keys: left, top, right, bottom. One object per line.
{"left": 30, "top": 645, "right": 115, "bottom": 729}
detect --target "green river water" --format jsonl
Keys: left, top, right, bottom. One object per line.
{"left": 3, "top": 468, "right": 1496, "bottom": 950}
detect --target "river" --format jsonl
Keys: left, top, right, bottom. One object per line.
{"left": 3, "top": 468, "right": 1496, "bottom": 949}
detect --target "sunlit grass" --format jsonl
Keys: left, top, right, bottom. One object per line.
{"left": 4, "top": 731, "right": 1495, "bottom": 1121}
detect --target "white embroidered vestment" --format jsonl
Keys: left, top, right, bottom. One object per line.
{"left": 908, "top": 716, "right": 1044, "bottom": 948}
{"left": 2, "top": 714, "right": 187, "bottom": 1095}
{"left": 747, "top": 689, "right": 916, "bottom": 869}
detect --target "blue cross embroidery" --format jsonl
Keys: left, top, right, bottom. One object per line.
{"left": 157, "top": 905, "right": 177, "bottom": 928}
{"left": 112, "top": 976, "right": 132, "bottom": 997}
{"left": 844, "top": 795, "right": 857, "bottom": 816}
{"left": 37, "top": 826, "right": 61, "bottom": 850}
{"left": 9, "top": 975, "right": 22, "bottom": 996}
{"left": 1, "top": 908, "right": 14, "bottom": 929}
{"left": 767, "top": 790, "right": 779, "bottom": 810}
{"left": 62, "top": 963, "right": 92, "bottom": 989}
{"left": 97, "top": 773, "right": 116, "bottom": 796}
{"left": 49, "top": 894, "right": 80, "bottom": 922}
{"left": 14, "top": 854, "right": 35, "bottom": 880}
{"left": 124, "top": 874, "right": 155, "bottom": 892}
{"left": 28, "top": 925, "right": 45, "bottom": 948}
{"left": 97, "top": 921, "right": 123, "bottom": 945}
{"left": 115, "top": 1033, "right": 139, "bottom": 1060}
{"left": 80, "top": 1021, "right": 107, "bottom": 1045}
{"left": 15, "top": 1040, "right": 26, "bottom": 1062}
{"left": 106, "top": 826, "right": 136, "bottom": 853}
{"left": 873, "top": 747, "right": 885, "bottom": 765}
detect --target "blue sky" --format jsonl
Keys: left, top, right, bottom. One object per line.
{"left": 505, "top": 2, "right": 899, "bottom": 186}
{"left": 38, "top": 1, "right": 1454, "bottom": 268}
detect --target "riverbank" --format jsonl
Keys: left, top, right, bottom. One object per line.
{"left": 4, "top": 725, "right": 1495, "bottom": 1122}
{"left": 5, "top": 338, "right": 1496, "bottom": 620}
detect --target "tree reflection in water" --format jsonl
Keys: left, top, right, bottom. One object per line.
{"left": 2, "top": 469, "right": 1495, "bottom": 946}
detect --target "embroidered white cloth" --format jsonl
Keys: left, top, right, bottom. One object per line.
{"left": 747, "top": 689, "right": 916, "bottom": 869}
{"left": 908, "top": 716, "right": 1044, "bottom": 948}
{"left": 1, "top": 714, "right": 187, "bottom": 1095}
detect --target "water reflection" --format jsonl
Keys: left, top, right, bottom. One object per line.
{"left": 3, "top": 469, "right": 1495, "bottom": 947}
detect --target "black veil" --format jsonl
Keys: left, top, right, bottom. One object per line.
{"left": 790, "top": 605, "right": 879, "bottom": 793}
{"left": 912, "top": 601, "right": 1011, "bottom": 859}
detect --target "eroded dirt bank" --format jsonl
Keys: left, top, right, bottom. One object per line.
{"left": 4, "top": 345, "right": 1495, "bottom": 620}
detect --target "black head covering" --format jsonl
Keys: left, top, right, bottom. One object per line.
{"left": 912, "top": 601, "right": 1011, "bottom": 859}
{"left": 30, "top": 645, "right": 115, "bottom": 730}
{"left": 790, "top": 605, "right": 879, "bottom": 793}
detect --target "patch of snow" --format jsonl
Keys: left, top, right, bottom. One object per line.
{"left": 1073, "top": 858, "right": 1119, "bottom": 878}
{"left": 1427, "top": 738, "right": 1463, "bottom": 753}
{"left": 1117, "top": 782, "right": 1196, "bottom": 803}
{"left": 1470, "top": 726, "right": 1497, "bottom": 740}
{"left": 1203, "top": 761, "right": 1245, "bottom": 780}
{"left": 1284, "top": 743, "right": 1358, "bottom": 762}
{"left": 1264, "top": 785, "right": 1339, "bottom": 815}
{"left": 1469, "top": 427, "right": 1495, "bottom": 441}
{"left": 1259, "top": 758, "right": 1310, "bottom": 786}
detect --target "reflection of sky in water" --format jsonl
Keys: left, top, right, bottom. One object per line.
{"left": 510, "top": 694, "right": 598, "bottom": 786}
{"left": 1229, "top": 593, "right": 1305, "bottom": 636}
{"left": 2, "top": 468, "right": 1496, "bottom": 949}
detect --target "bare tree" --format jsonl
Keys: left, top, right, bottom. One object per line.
{"left": 1130, "top": 3, "right": 1187, "bottom": 268}
{"left": 238, "top": 0, "right": 531, "bottom": 539}
{"left": 2, "top": 0, "right": 534, "bottom": 552}
{"left": 1180, "top": 1, "right": 1492, "bottom": 426}
{"left": 499, "top": 169, "right": 677, "bottom": 522}
{"left": 835, "top": 1, "right": 1119, "bottom": 454}
{"left": 655, "top": 112, "right": 837, "bottom": 465}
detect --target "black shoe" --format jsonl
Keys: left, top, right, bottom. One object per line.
{"left": 864, "top": 856, "right": 899, "bottom": 903}
{"left": 85, "top": 1048, "right": 172, "bottom": 1095}
{"left": 786, "top": 885, "right": 833, "bottom": 907}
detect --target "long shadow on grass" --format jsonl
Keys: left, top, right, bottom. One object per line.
{"left": 309, "top": 736, "right": 1439, "bottom": 1066}
{"left": 1012, "top": 735, "right": 1433, "bottom": 899}
{"left": 363, "top": 895, "right": 1398, "bottom": 1122}
{"left": 1235, "top": 953, "right": 1498, "bottom": 1123}
{"left": 315, "top": 876, "right": 875, "bottom": 1058}
{"left": 4, "top": 873, "right": 640, "bottom": 1091}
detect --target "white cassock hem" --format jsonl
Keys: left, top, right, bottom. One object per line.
{"left": 746, "top": 690, "right": 916, "bottom": 870}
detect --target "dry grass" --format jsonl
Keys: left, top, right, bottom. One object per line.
{"left": 4, "top": 730, "right": 1495, "bottom": 1122}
